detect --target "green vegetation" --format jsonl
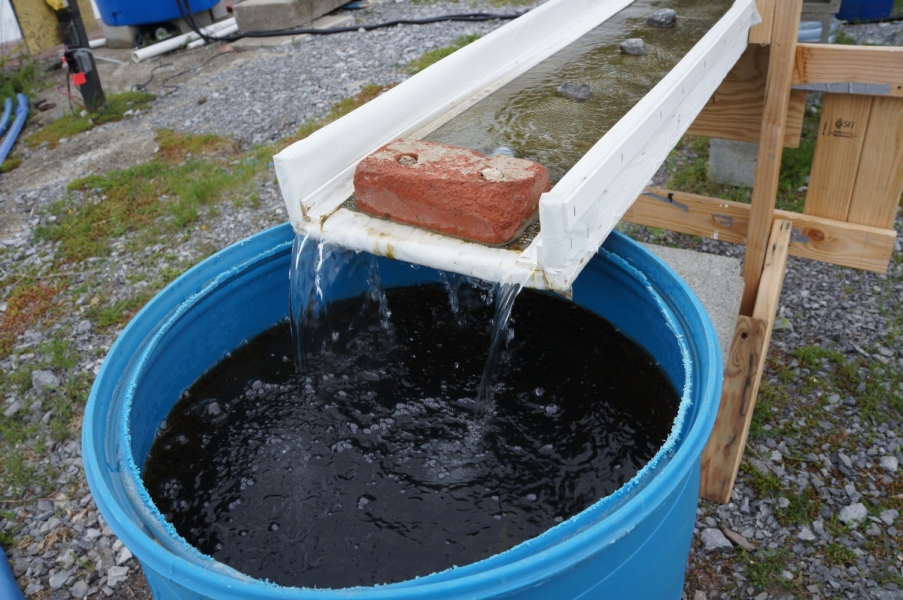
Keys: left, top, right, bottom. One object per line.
{"left": 406, "top": 35, "right": 481, "bottom": 74}
{"left": 1, "top": 155, "right": 22, "bottom": 173}
{"left": 743, "top": 463, "right": 782, "bottom": 497}
{"left": 0, "top": 280, "right": 64, "bottom": 360}
{"left": 667, "top": 103, "right": 821, "bottom": 213}
{"left": 744, "top": 548, "right": 795, "bottom": 593}
{"left": 823, "top": 542, "right": 856, "bottom": 567}
{"left": 775, "top": 486, "right": 820, "bottom": 527}
{"left": 0, "top": 54, "right": 37, "bottom": 99}
{"left": 25, "top": 91, "right": 155, "bottom": 150}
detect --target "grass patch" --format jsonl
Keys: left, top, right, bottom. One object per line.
{"left": 743, "top": 463, "right": 783, "bottom": 497}
{"left": 0, "top": 54, "right": 37, "bottom": 99}
{"left": 744, "top": 548, "right": 793, "bottom": 592}
{"left": 749, "top": 379, "right": 791, "bottom": 440}
{"left": 666, "top": 104, "right": 821, "bottom": 213}
{"left": 25, "top": 91, "right": 155, "bottom": 150}
{"left": 823, "top": 542, "right": 857, "bottom": 567}
{"left": 94, "top": 293, "right": 154, "bottom": 331}
{"left": 406, "top": 35, "right": 481, "bottom": 74}
{"left": 1, "top": 155, "right": 22, "bottom": 173}
{"left": 776, "top": 486, "right": 820, "bottom": 527}
{"left": 0, "top": 281, "right": 64, "bottom": 360}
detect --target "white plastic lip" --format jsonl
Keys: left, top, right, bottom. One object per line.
{"left": 275, "top": 0, "right": 759, "bottom": 293}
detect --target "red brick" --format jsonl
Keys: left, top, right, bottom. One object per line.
{"left": 353, "top": 139, "right": 550, "bottom": 246}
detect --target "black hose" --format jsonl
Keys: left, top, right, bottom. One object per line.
{"left": 175, "top": 0, "right": 525, "bottom": 45}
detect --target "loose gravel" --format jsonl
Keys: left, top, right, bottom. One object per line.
{"left": 1, "top": 4, "right": 901, "bottom": 599}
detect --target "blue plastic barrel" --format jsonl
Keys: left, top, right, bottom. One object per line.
{"left": 94, "top": 0, "right": 220, "bottom": 26}
{"left": 836, "top": 0, "right": 894, "bottom": 21}
{"left": 83, "top": 223, "right": 722, "bottom": 599}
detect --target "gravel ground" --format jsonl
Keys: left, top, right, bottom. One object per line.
{"left": 1, "top": 4, "right": 902, "bottom": 599}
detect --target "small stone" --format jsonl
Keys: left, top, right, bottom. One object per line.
{"left": 197, "top": 96, "right": 207, "bottom": 105}
{"left": 839, "top": 453, "right": 853, "bottom": 469}
{"left": 839, "top": 502, "right": 868, "bottom": 525}
{"left": 620, "top": 38, "right": 648, "bottom": 56}
{"left": 31, "top": 370, "right": 60, "bottom": 393}
{"left": 880, "top": 509, "right": 898, "bottom": 525}
{"left": 646, "top": 8, "right": 677, "bottom": 27}
{"left": 3, "top": 400, "right": 22, "bottom": 417}
{"left": 76, "top": 320, "right": 93, "bottom": 334}
{"left": 24, "top": 582, "right": 44, "bottom": 596}
{"left": 799, "top": 527, "right": 816, "bottom": 541}
{"left": 49, "top": 568, "right": 73, "bottom": 589}
{"left": 782, "top": 570, "right": 793, "bottom": 581}
{"left": 557, "top": 82, "right": 592, "bottom": 102}
{"left": 701, "top": 527, "right": 733, "bottom": 554}
{"left": 693, "top": 591, "right": 707, "bottom": 600}
{"left": 778, "top": 497, "right": 790, "bottom": 508}
{"left": 880, "top": 455, "right": 898, "bottom": 473}
{"left": 106, "top": 565, "right": 129, "bottom": 587}
{"left": 71, "top": 580, "right": 88, "bottom": 597}
{"left": 115, "top": 546, "right": 133, "bottom": 565}
{"left": 722, "top": 527, "right": 755, "bottom": 551}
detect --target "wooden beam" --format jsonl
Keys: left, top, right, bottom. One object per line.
{"left": 793, "top": 44, "right": 903, "bottom": 97}
{"left": 700, "top": 219, "right": 792, "bottom": 504}
{"left": 688, "top": 46, "right": 806, "bottom": 148}
{"left": 848, "top": 96, "right": 903, "bottom": 229}
{"left": 804, "top": 94, "right": 873, "bottom": 220}
{"left": 749, "top": 0, "right": 776, "bottom": 44}
{"left": 700, "top": 316, "right": 768, "bottom": 503}
{"left": 740, "top": 0, "right": 802, "bottom": 316}
{"left": 623, "top": 188, "right": 896, "bottom": 273}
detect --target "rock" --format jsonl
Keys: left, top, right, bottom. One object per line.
{"left": 619, "top": 38, "right": 648, "bottom": 56}
{"left": 31, "top": 370, "right": 60, "bottom": 393}
{"left": 869, "top": 589, "right": 903, "bottom": 600}
{"left": 646, "top": 8, "right": 677, "bottom": 27}
{"left": 693, "top": 591, "right": 707, "bottom": 600}
{"left": 354, "top": 138, "right": 550, "bottom": 246}
{"left": 76, "top": 320, "right": 93, "bottom": 334}
{"left": 106, "top": 565, "right": 129, "bottom": 587}
{"left": 799, "top": 527, "right": 817, "bottom": 541}
{"left": 71, "top": 580, "right": 88, "bottom": 597}
{"left": 49, "top": 569, "right": 72, "bottom": 589}
{"left": 115, "top": 546, "right": 133, "bottom": 565}
{"left": 722, "top": 527, "right": 755, "bottom": 551}
{"left": 557, "top": 82, "right": 592, "bottom": 102}
{"left": 3, "top": 400, "right": 23, "bottom": 417}
{"left": 701, "top": 527, "right": 733, "bottom": 554}
{"left": 880, "top": 455, "right": 898, "bottom": 472}
{"left": 24, "top": 581, "right": 43, "bottom": 596}
{"left": 839, "top": 453, "right": 853, "bottom": 469}
{"left": 880, "top": 509, "right": 898, "bottom": 525}
{"left": 839, "top": 502, "right": 868, "bottom": 525}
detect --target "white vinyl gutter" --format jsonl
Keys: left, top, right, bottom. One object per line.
{"left": 274, "top": 0, "right": 760, "bottom": 294}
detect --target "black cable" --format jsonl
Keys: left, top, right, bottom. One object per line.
{"left": 175, "top": 0, "right": 525, "bottom": 45}
{"left": 132, "top": 61, "right": 174, "bottom": 93}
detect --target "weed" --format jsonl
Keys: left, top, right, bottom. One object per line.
{"left": 1, "top": 155, "right": 22, "bottom": 173}
{"left": 743, "top": 463, "right": 782, "bottom": 497}
{"left": 744, "top": 548, "right": 791, "bottom": 591}
{"left": 26, "top": 92, "right": 155, "bottom": 150}
{"left": 834, "top": 31, "right": 858, "bottom": 45}
{"left": 776, "top": 486, "right": 820, "bottom": 526}
{"left": 0, "top": 281, "right": 64, "bottom": 360}
{"left": 95, "top": 293, "right": 153, "bottom": 331}
{"left": 0, "top": 53, "right": 37, "bottom": 99}
{"left": 407, "top": 35, "right": 481, "bottom": 74}
{"left": 749, "top": 379, "right": 790, "bottom": 439}
{"left": 823, "top": 542, "right": 856, "bottom": 567}
{"left": 791, "top": 345, "right": 844, "bottom": 370}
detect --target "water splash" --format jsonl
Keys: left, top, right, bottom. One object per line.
{"left": 475, "top": 270, "right": 530, "bottom": 417}
{"left": 289, "top": 232, "right": 392, "bottom": 370}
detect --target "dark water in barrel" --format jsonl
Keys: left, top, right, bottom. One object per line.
{"left": 143, "top": 283, "right": 679, "bottom": 589}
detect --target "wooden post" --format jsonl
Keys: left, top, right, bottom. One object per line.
{"left": 739, "top": 0, "right": 802, "bottom": 316}
{"left": 701, "top": 220, "right": 792, "bottom": 503}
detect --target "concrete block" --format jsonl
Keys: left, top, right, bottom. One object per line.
{"left": 101, "top": 23, "right": 136, "bottom": 49}
{"left": 354, "top": 139, "right": 550, "bottom": 246}
{"left": 707, "top": 138, "right": 757, "bottom": 188}
{"left": 642, "top": 244, "right": 743, "bottom": 367}
{"left": 234, "top": 0, "right": 349, "bottom": 33}
{"left": 229, "top": 14, "right": 354, "bottom": 49}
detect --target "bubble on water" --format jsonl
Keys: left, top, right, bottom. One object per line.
{"left": 534, "top": 387, "right": 545, "bottom": 397}
{"left": 539, "top": 444, "right": 554, "bottom": 455}
{"left": 526, "top": 493, "right": 537, "bottom": 502}
{"left": 544, "top": 404, "right": 559, "bottom": 416}
{"left": 268, "top": 522, "right": 280, "bottom": 532}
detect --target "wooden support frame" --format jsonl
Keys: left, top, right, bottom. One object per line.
{"left": 621, "top": 0, "right": 903, "bottom": 504}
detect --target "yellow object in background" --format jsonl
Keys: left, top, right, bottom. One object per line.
{"left": 44, "top": 0, "right": 67, "bottom": 11}
{"left": 9, "top": 0, "right": 98, "bottom": 55}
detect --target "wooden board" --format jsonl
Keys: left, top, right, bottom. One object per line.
{"left": 847, "top": 96, "right": 903, "bottom": 229}
{"left": 749, "top": 0, "right": 776, "bottom": 44}
{"left": 793, "top": 44, "right": 903, "bottom": 98}
{"left": 623, "top": 188, "right": 897, "bottom": 273}
{"left": 687, "top": 46, "right": 806, "bottom": 148}
{"left": 700, "top": 219, "right": 791, "bottom": 504}
{"left": 700, "top": 315, "right": 768, "bottom": 503}
{"left": 740, "top": 0, "right": 803, "bottom": 315}
{"left": 9, "top": 0, "right": 98, "bottom": 56}
{"left": 804, "top": 94, "right": 873, "bottom": 221}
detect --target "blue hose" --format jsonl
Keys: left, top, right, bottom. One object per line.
{"left": 0, "top": 548, "right": 24, "bottom": 600}
{"left": 0, "top": 93, "right": 28, "bottom": 167}
{"left": 0, "top": 97, "right": 12, "bottom": 140}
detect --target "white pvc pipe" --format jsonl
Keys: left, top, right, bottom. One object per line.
{"left": 131, "top": 18, "right": 236, "bottom": 62}
{"left": 89, "top": 38, "right": 106, "bottom": 49}
{"left": 186, "top": 22, "right": 239, "bottom": 49}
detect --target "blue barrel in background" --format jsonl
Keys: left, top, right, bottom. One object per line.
{"left": 82, "top": 223, "right": 722, "bottom": 599}
{"left": 836, "top": 0, "right": 894, "bottom": 21}
{"left": 94, "top": 0, "right": 220, "bottom": 26}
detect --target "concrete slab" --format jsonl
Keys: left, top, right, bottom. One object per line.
{"left": 708, "top": 138, "right": 757, "bottom": 188}
{"left": 642, "top": 244, "right": 743, "bottom": 368}
{"left": 229, "top": 14, "right": 354, "bottom": 49}
{"left": 234, "top": 0, "right": 349, "bottom": 33}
